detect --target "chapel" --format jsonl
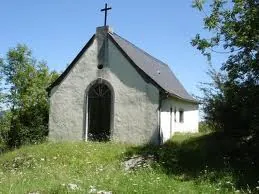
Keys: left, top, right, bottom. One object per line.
{"left": 48, "top": 5, "right": 199, "bottom": 144}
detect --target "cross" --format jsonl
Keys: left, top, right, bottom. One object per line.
{"left": 101, "top": 3, "right": 112, "bottom": 26}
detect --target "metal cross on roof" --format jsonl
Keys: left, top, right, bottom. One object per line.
{"left": 101, "top": 3, "right": 112, "bottom": 26}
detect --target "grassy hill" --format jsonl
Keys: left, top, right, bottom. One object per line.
{"left": 0, "top": 133, "right": 258, "bottom": 193}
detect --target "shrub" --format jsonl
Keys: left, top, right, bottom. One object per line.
{"left": 0, "top": 112, "right": 11, "bottom": 152}
{"left": 199, "top": 121, "right": 214, "bottom": 133}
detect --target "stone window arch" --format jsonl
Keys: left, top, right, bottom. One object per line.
{"left": 84, "top": 78, "right": 114, "bottom": 141}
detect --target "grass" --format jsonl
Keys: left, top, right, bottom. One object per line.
{"left": 0, "top": 133, "right": 258, "bottom": 193}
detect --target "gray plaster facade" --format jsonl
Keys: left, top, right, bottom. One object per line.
{"left": 49, "top": 26, "right": 160, "bottom": 144}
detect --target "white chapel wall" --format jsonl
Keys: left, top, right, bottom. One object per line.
{"left": 160, "top": 97, "right": 199, "bottom": 142}
{"left": 49, "top": 31, "right": 160, "bottom": 144}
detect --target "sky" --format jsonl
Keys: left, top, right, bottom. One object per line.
{"left": 0, "top": 0, "right": 227, "bottom": 97}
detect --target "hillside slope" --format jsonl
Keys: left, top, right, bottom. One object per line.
{"left": 0, "top": 134, "right": 256, "bottom": 193}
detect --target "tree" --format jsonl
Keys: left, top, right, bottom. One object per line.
{"left": 0, "top": 44, "right": 59, "bottom": 147}
{"left": 192, "top": 0, "right": 259, "bottom": 136}
{"left": 0, "top": 58, "right": 4, "bottom": 111}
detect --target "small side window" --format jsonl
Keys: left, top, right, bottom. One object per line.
{"left": 179, "top": 110, "right": 184, "bottom": 123}
{"left": 174, "top": 108, "right": 177, "bottom": 122}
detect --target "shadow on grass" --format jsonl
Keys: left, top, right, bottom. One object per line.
{"left": 125, "top": 132, "right": 259, "bottom": 191}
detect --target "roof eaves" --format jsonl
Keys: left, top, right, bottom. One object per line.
{"left": 168, "top": 92, "right": 199, "bottom": 104}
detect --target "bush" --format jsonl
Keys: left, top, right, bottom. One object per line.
{"left": 202, "top": 80, "right": 259, "bottom": 137}
{"left": 0, "top": 112, "right": 11, "bottom": 150}
{"left": 6, "top": 105, "right": 49, "bottom": 148}
{"left": 199, "top": 121, "right": 214, "bottom": 133}
{"left": 7, "top": 125, "right": 48, "bottom": 148}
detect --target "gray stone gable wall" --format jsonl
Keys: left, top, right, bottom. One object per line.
{"left": 49, "top": 35, "right": 160, "bottom": 144}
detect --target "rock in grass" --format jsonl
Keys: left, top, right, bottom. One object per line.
{"left": 68, "top": 183, "right": 80, "bottom": 191}
{"left": 123, "top": 155, "right": 154, "bottom": 171}
{"left": 97, "top": 191, "right": 112, "bottom": 194}
{"left": 88, "top": 185, "right": 112, "bottom": 194}
{"left": 89, "top": 185, "right": 97, "bottom": 193}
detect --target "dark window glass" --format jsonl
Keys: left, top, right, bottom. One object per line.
{"left": 174, "top": 108, "right": 177, "bottom": 122}
{"left": 88, "top": 83, "right": 111, "bottom": 141}
{"left": 179, "top": 110, "right": 184, "bottom": 123}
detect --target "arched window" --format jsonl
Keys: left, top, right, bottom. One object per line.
{"left": 87, "top": 83, "right": 112, "bottom": 141}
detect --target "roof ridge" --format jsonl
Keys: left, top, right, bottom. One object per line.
{"left": 111, "top": 32, "right": 168, "bottom": 67}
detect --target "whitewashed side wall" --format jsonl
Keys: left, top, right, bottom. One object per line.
{"left": 160, "top": 97, "right": 199, "bottom": 142}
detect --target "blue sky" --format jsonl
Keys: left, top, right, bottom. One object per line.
{"left": 0, "top": 0, "right": 227, "bottom": 97}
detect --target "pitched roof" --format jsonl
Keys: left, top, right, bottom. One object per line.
{"left": 109, "top": 32, "right": 197, "bottom": 103}
{"left": 48, "top": 30, "right": 197, "bottom": 103}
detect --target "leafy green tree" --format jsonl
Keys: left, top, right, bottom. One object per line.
{"left": 0, "top": 58, "right": 4, "bottom": 111}
{"left": 0, "top": 44, "right": 59, "bottom": 147}
{"left": 192, "top": 0, "right": 259, "bottom": 136}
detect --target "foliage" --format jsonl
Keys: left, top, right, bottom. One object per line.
{"left": 192, "top": 0, "right": 259, "bottom": 136}
{"left": 0, "top": 44, "right": 59, "bottom": 148}
{"left": 199, "top": 121, "right": 214, "bottom": 133}
{"left": 1, "top": 133, "right": 257, "bottom": 193}
{"left": 0, "top": 112, "right": 10, "bottom": 153}
{"left": 0, "top": 58, "right": 4, "bottom": 111}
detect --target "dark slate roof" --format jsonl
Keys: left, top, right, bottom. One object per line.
{"left": 109, "top": 32, "right": 197, "bottom": 103}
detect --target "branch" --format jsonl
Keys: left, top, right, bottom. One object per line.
{"left": 209, "top": 47, "right": 242, "bottom": 54}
